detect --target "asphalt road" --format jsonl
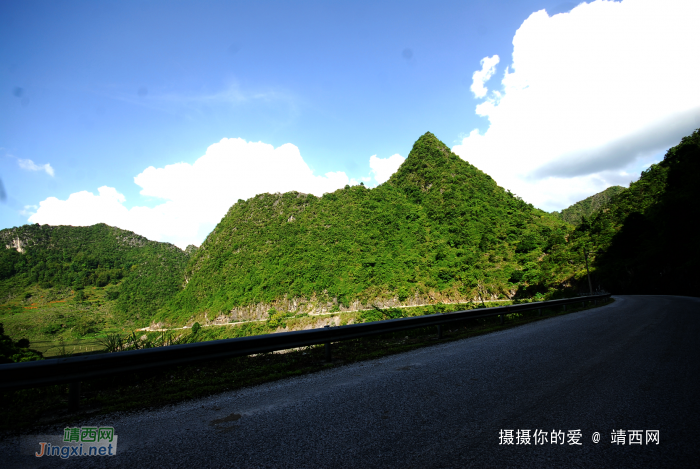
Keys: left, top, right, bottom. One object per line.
{"left": 4, "top": 295, "right": 699, "bottom": 468}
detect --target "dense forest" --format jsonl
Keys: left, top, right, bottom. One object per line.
{"left": 155, "top": 132, "right": 581, "bottom": 325}
{"left": 550, "top": 186, "right": 626, "bottom": 225}
{"left": 578, "top": 128, "right": 700, "bottom": 295}
{"left": 1, "top": 129, "right": 697, "bottom": 345}
{"left": 0, "top": 224, "right": 193, "bottom": 324}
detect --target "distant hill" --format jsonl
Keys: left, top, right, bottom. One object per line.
{"left": 550, "top": 186, "right": 626, "bottom": 225}
{"left": 156, "top": 132, "right": 574, "bottom": 326}
{"left": 0, "top": 223, "right": 194, "bottom": 334}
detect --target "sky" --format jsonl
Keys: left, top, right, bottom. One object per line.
{"left": 2, "top": 0, "right": 699, "bottom": 249}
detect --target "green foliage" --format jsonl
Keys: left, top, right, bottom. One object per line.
{"left": 550, "top": 186, "right": 626, "bottom": 225}
{"left": 266, "top": 309, "right": 296, "bottom": 329}
{"left": 578, "top": 128, "right": 700, "bottom": 295}
{"left": 360, "top": 305, "right": 404, "bottom": 323}
{"left": 40, "top": 323, "right": 61, "bottom": 335}
{"left": 105, "top": 287, "right": 120, "bottom": 300}
{"left": 8, "top": 128, "right": 689, "bottom": 341}
{"left": 73, "top": 317, "right": 99, "bottom": 337}
{"left": 0, "top": 322, "right": 43, "bottom": 364}
{"left": 97, "top": 333, "right": 125, "bottom": 353}
{"left": 98, "top": 329, "right": 196, "bottom": 353}
{"left": 158, "top": 132, "right": 572, "bottom": 324}
{"left": 0, "top": 223, "right": 191, "bottom": 326}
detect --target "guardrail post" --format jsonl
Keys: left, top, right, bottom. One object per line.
{"left": 538, "top": 308, "right": 542, "bottom": 317}
{"left": 562, "top": 304, "right": 566, "bottom": 312}
{"left": 499, "top": 314, "right": 503, "bottom": 325}
{"left": 68, "top": 381, "right": 80, "bottom": 412}
{"left": 324, "top": 325, "right": 331, "bottom": 363}
{"left": 437, "top": 325, "right": 442, "bottom": 339}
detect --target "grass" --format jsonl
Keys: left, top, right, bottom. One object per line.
{"left": 0, "top": 285, "right": 537, "bottom": 348}
{"left": 0, "top": 298, "right": 613, "bottom": 434}
{"left": 30, "top": 339, "right": 104, "bottom": 358}
{"left": 2, "top": 298, "right": 521, "bottom": 355}
{"left": 0, "top": 284, "right": 126, "bottom": 344}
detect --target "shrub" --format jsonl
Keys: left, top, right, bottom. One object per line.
{"left": 74, "top": 318, "right": 98, "bottom": 337}
{"left": 0, "top": 323, "right": 43, "bottom": 364}
{"left": 41, "top": 323, "right": 61, "bottom": 335}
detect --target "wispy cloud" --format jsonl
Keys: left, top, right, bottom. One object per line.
{"left": 7, "top": 153, "right": 55, "bottom": 177}
{"left": 101, "top": 81, "right": 300, "bottom": 120}
{"left": 19, "top": 204, "right": 38, "bottom": 217}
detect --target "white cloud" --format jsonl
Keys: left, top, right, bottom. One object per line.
{"left": 19, "top": 204, "right": 38, "bottom": 217}
{"left": 470, "top": 55, "right": 500, "bottom": 99}
{"left": 29, "top": 138, "right": 353, "bottom": 248}
{"left": 369, "top": 154, "right": 406, "bottom": 184}
{"left": 28, "top": 186, "right": 129, "bottom": 228}
{"left": 453, "top": 0, "right": 700, "bottom": 211}
{"left": 17, "top": 158, "right": 54, "bottom": 177}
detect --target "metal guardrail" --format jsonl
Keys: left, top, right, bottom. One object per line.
{"left": 0, "top": 293, "right": 610, "bottom": 409}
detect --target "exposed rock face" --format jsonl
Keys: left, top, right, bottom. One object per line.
{"left": 5, "top": 236, "right": 25, "bottom": 253}
{"left": 0, "top": 225, "right": 43, "bottom": 253}
{"left": 221, "top": 290, "right": 497, "bottom": 323}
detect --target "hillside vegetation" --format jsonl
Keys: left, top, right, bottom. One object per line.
{"left": 551, "top": 186, "right": 626, "bottom": 225}
{"left": 155, "top": 132, "right": 579, "bottom": 326}
{"left": 3, "top": 129, "right": 697, "bottom": 345}
{"left": 578, "top": 128, "right": 700, "bottom": 295}
{"left": 0, "top": 224, "right": 193, "bottom": 339}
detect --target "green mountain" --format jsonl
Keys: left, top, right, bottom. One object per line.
{"left": 0, "top": 223, "right": 194, "bottom": 339}
{"left": 155, "top": 132, "right": 574, "bottom": 326}
{"left": 7, "top": 129, "right": 694, "bottom": 340}
{"left": 551, "top": 185, "right": 626, "bottom": 225}
{"left": 577, "top": 128, "right": 700, "bottom": 296}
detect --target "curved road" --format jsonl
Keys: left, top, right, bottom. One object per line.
{"left": 5, "top": 295, "right": 700, "bottom": 468}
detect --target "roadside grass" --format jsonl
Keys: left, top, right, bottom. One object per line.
{"left": 0, "top": 298, "right": 613, "bottom": 433}
{"left": 5, "top": 299, "right": 522, "bottom": 358}
{"left": 0, "top": 284, "right": 125, "bottom": 345}
{"left": 30, "top": 339, "right": 105, "bottom": 358}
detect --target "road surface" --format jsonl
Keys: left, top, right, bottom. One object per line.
{"left": 4, "top": 295, "right": 699, "bottom": 468}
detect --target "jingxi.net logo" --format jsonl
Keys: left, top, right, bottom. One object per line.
{"left": 28, "top": 427, "right": 118, "bottom": 459}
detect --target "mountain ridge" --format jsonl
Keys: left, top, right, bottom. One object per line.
{"left": 0, "top": 223, "right": 193, "bottom": 328}
{"left": 154, "top": 132, "right": 574, "bottom": 326}
{"left": 8, "top": 128, "right": 695, "bottom": 338}
{"left": 551, "top": 185, "right": 626, "bottom": 225}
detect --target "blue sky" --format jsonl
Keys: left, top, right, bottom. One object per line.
{"left": 2, "top": 0, "right": 699, "bottom": 248}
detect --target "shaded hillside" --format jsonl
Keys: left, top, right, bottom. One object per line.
{"left": 576, "top": 128, "right": 700, "bottom": 296}
{"left": 157, "top": 132, "right": 575, "bottom": 326}
{"left": 0, "top": 223, "right": 194, "bottom": 324}
{"left": 551, "top": 186, "right": 626, "bottom": 225}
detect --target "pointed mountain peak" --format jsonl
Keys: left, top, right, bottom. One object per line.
{"left": 396, "top": 132, "right": 463, "bottom": 173}
{"left": 409, "top": 132, "right": 453, "bottom": 159}
{"left": 387, "top": 132, "right": 487, "bottom": 200}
